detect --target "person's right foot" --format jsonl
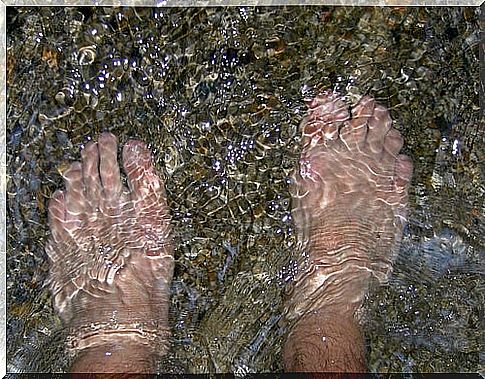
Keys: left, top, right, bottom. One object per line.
{"left": 283, "top": 91, "right": 413, "bottom": 371}
{"left": 286, "top": 91, "right": 413, "bottom": 318}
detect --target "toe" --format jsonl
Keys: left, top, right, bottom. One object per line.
{"left": 382, "top": 128, "right": 404, "bottom": 164}
{"left": 340, "top": 97, "right": 375, "bottom": 152}
{"left": 123, "top": 140, "right": 166, "bottom": 207}
{"left": 81, "top": 141, "right": 102, "bottom": 208}
{"left": 63, "top": 161, "right": 87, "bottom": 230}
{"left": 302, "top": 91, "right": 349, "bottom": 148}
{"left": 352, "top": 95, "right": 375, "bottom": 120}
{"left": 394, "top": 154, "right": 413, "bottom": 192}
{"left": 365, "top": 103, "right": 392, "bottom": 155}
{"left": 98, "top": 133, "right": 123, "bottom": 199}
{"left": 47, "top": 190, "right": 68, "bottom": 245}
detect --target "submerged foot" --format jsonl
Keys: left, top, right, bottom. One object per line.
{"left": 45, "top": 132, "right": 174, "bottom": 371}
{"left": 284, "top": 91, "right": 413, "bottom": 371}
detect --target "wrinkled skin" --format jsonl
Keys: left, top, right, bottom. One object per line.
{"left": 284, "top": 92, "right": 413, "bottom": 372}
{"left": 46, "top": 133, "right": 174, "bottom": 373}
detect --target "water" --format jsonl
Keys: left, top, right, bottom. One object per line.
{"left": 6, "top": 6, "right": 482, "bottom": 373}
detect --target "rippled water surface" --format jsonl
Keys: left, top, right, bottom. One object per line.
{"left": 6, "top": 6, "right": 482, "bottom": 373}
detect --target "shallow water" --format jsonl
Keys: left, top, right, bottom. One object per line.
{"left": 6, "top": 6, "right": 482, "bottom": 373}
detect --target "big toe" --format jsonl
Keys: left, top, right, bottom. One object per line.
{"left": 302, "top": 90, "right": 350, "bottom": 148}
{"left": 47, "top": 190, "right": 68, "bottom": 246}
{"left": 122, "top": 140, "right": 166, "bottom": 207}
{"left": 395, "top": 154, "right": 413, "bottom": 192}
{"left": 365, "top": 102, "right": 392, "bottom": 156}
{"left": 382, "top": 128, "right": 404, "bottom": 166}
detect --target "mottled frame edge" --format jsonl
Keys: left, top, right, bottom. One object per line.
{"left": 1, "top": 1, "right": 6, "bottom": 377}
{"left": 0, "top": 1, "right": 482, "bottom": 377}
{"left": 1, "top": 0, "right": 484, "bottom": 6}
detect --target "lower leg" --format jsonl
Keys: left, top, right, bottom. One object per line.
{"left": 70, "top": 342, "right": 158, "bottom": 373}
{"left": 283, "top": 309, "right": 365, "bottom": 372}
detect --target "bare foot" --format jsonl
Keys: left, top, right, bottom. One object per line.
{"left": 283, "top": 91, "right": 413, "bottom": 371}
{"left": 45, "top": 133, "right": 174, "bottom": 372}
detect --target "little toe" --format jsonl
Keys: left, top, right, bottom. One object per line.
{"left": 47, "top": 190, "right": 69, "bottom": 245}
{"left": 98, "top": 132, "right": 123, "bottom": 199}
{"left": 81, "top": 140, "right": 102, "bottom": 208}
{"left": 123, "top": 140, "right": 166, "bottom": 207}
{"left": 63, "top": 162, "right": 87, "bottom": 230}
{"left": 382, "top": 128, "right": 404, "bottom": 165}
{"left": 365, "top": 104, "right": 392, "bottom": 155}
{"left": 394, "top": 154, "right": 413, "bottom": 192}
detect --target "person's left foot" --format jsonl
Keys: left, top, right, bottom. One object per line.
{"left": 45, "top": 133, "right": 174, "bottom": 363}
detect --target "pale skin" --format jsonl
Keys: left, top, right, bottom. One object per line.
{"left": 283, "top": 92, "right": 412, "bottom": 371}
{"left": 46, "top": 133, "right": 173, "bottom": 374}
{"left": 46, "top": 92, "right": 412, "bottom": 373}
